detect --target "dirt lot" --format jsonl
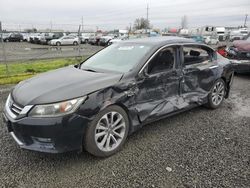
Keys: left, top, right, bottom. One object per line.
{"left": 0, "top": 75, "right": 249, "bottom": 188}
{"left": 0, "top": 42, "right": 103, "bottom": 62}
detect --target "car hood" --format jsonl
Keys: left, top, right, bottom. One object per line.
{"left": 12, "top": 66, "right": 123, "bottom": 106}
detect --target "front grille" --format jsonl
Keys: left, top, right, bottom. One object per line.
{"left": 8, "top": 96, "right": 24, "bottom": 117}
{"left": 10, "top": 103, "right": 23, "bottom": 116}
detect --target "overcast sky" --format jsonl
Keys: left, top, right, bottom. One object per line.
{"left": 1, "top": 0, "right": 249, "bottom": 31}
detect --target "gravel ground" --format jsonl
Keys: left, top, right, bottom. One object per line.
{"left": 0, "top": 42, "right": 103, "bottom": 62}
{"left": 0, "top": 75, "right": 249, "bottom": 188}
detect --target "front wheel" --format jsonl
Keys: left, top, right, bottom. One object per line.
{"left": 206, "top": 79, "right": 226, "bottom": 109}
{"left": 84, "top": 105, "right": 129, "bottom": 157}
{"left": 73, "top": 41, "right": 78, "bottom": 46}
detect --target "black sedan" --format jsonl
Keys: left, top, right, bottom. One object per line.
{"left": 3, "top": 37, "right": 234, "bottom": 157}
{"left": 3, "top": 33, "right": 23, "bottom": 42}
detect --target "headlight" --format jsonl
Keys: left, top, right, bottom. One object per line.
{"left": 29, "top": 96, "right": 87, "bottom": 117}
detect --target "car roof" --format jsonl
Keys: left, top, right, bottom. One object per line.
{"left": 121, "top": 36, "right": 196, "bottom": 47}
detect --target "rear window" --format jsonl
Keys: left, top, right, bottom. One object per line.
{"left": 183, "top": 46, "right": 212, "bottom": 66}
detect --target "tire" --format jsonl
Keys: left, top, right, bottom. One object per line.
{"left": 84, "top": 105, "right": 129, "bottom": 157}
{"left": 84, "top": 39, "right": 88, "bottom": 44}
{"left": 73, "top": 41, "right": 78, "bottom": 46}
{"left": 206, "top": 79, "right": 226, "bottom": 109}
{"left": 56, "top": 42, "right": 61, "bottom": 46}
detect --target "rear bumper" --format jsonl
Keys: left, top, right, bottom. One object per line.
{"left": 2, "top": 110, "right": 89, "bottom": 153}
{"left": 232, "top": 61, "right": 250, "bottom": 73}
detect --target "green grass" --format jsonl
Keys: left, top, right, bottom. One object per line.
{"left": 0, "top": 57, "right": 88, "bottom": 85}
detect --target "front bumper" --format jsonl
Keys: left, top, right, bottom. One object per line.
{"left": 2, "top": 110, "right": 89, "bottom": 153}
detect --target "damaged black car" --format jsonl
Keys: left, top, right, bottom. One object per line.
{"left": 3, "top": 37, "right": 234, "bottom": 157}
{"left": 226, "top": 34, "right": 250, "bottom": 73}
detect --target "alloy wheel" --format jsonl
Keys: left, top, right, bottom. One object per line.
{"left": 211, "top": 81, "right": 225, "bottom": 106}
{"left": 95, "top": 111, "right": 126, "bottom": 152}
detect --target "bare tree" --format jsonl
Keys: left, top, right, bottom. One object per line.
{"left": 181, "top": 15, "right": 188, "bottom": 29}
{"left": 133, "top": 18, "right": 150, "bottom": 30}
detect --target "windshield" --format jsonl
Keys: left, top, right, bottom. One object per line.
{"left": 81, "top": 43, "right": 151, "bottom": 73}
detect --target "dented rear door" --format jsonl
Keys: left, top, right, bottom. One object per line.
{"left": 180, "top": 45, "right": 218, "bottom": 104}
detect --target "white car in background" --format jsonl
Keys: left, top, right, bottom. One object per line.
{"left": 80, "top": 33, "right": 94, "bottom": 43}
{"left": 204, "top": 35, "right": 219, "bottom": 45}
{"left": 50, "top": 36, "right": 80, "bottom": 46}
{"left": 230, "top": 28, "right": 249, "bottom": 41}
{"left": 108, "top": 36, "right": 129, "bottom": 45}
{"left": 99, "top": 35, "right": 114, "bottom": 46}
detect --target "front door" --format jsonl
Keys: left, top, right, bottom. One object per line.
{"left": 135, "top": 46, "right": 182, "bottom": 123}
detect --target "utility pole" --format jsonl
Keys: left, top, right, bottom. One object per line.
{"left": 146, "top": 4, "right": 149, "bottom": 33}
{"left": 0, "top": 21, "right": 9, "bottom": 76}
{"left": 244, "top": 14, "right": 248, "bottom": 28}
{"left": 81, "top": 16, "right": 84, "bottom": 33}
{"left": 129, "top": 22, "right": 132, "bottom": 38}
{"left": 50, "top": 20, "right": 52, "bottom": 32}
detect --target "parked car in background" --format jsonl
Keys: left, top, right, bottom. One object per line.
{"left": 99, "top": 35, "right": 114, "bottom": 46}
{"left": 204, "top": 35, "right": 219, "bottom": 45}
{"left": 68, "top": 33, "right": 78, "bottom": 37}
{"left": 88, "top": 33, "right": 103, "bottom": 45}
{"left": 34, "top": 34, "right": 44, "bottom": 44}
{"left": 227, "top": 35, "right": 250, "bottom": 59}
{"left": 108, "top": 36, "right": 129, "bottom": 45}
{"left": 0, "top": 33, "right": 10, "bottom": 41}
{"left": 29, "top": 33, "right": 41, "bottom": 43}
{"left": 21, "top": 33, "right": 30, "bottom": 42}
{"left": 3, "top": 33, "right": 23, "bottom": 42}
{"left": 50, "top": 36, "right": 80, "bottom": 46}
{"left": 230, "top": 28, "right": 249, "bottom": 41}
{"left": 80, "top": 33, "right": 94, "bottom": 43}
{"left": 226, "top": 35, "right": 250, "bottom": 73}
{"left": 3, "top": 37, "right": 234, "bottom": 157}
{"left": 40, "top": 32, "right": 64, "bottom": 45}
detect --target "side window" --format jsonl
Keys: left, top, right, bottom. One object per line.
{"left": 183, "top": 46, "right": 211, "bottom": 66}
{"left": 148, "top": 47, "right": 175, "bottom": 74}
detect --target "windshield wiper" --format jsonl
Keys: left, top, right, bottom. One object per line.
{"left": 82, "top": 68, "right": 97, "bottom": 72}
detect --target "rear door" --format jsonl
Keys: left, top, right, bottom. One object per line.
{"left": 180, "top": 45, "right": 218, "bottom": 103}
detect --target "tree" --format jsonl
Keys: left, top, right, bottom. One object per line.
{"left": 181, "top": 15, "right": 188, "bottom": 29}
{"left": 133, "top": 18, "right": 150, "bottom": 30}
